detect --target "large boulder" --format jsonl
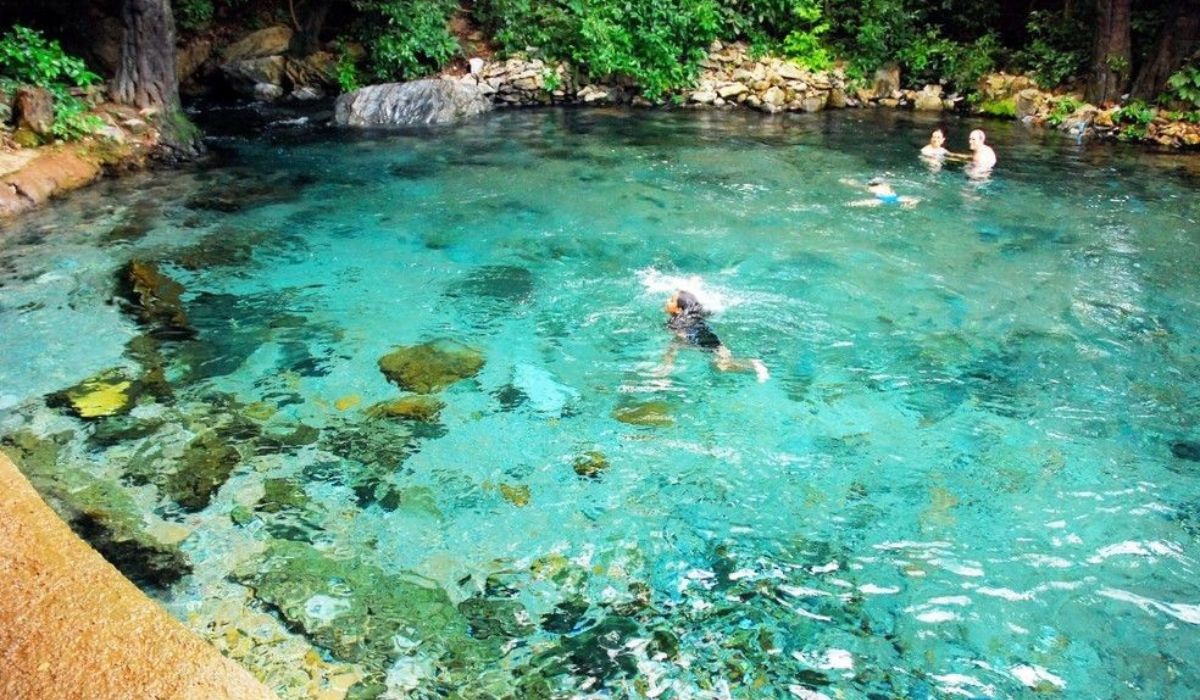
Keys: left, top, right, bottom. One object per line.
{"left": 871, "top": 62, "right": 901, "bottom": 100}
{"left": 14, "top": 87, "right": 54, "bottom": 136}
{"left": 914, "top": 84, "right": 944, "bottom": 112}
{"left": 220, "top": 56, "right": 287, "bottom": 98}
{"left": 222, "top": 26, "right": 293, "bottom": 63}
{"left": 334, "top": 79, "right": 492, "bottom": 127}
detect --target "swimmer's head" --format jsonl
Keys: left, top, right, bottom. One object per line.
{"left": 666, "top": 289, "right": 705, "bottom": 316}
{"left": 867, "top": 179, "right": 895, "bottom": 196}
{"left": 969, "top": 129, "right": 986, "bottom": 148}
{"left": 929, "top": 129, "right": 945, "bottom": 145}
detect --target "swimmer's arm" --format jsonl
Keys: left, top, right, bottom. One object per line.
{"left": 944, "top": 151, "right": 972, "bottom": 162}
{"left": 848, "top": 198, "right": 881, "bottom": 207}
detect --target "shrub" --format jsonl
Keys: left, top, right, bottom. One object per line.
{"left": 350, "top": 0, "right": 460, "bottom": 82}
{"left": 977, "top": 97, "right": 1016, "bottom": 118}
{"left": 1046, "top": 96, "right": 1081, "bottom": 127}
{"left": 780, "top": 0, "right": 832, "bottom": 71}
{"left": 175, "top": 0, "right": 216, "bottom": 33}
{"left": 475, "top": 0, "right": 720, "bottom": 100}
{"left": 1113, "top": 98, "right": 1155, "bottom": 139}
{"left": 0, "top": 24, "right": 102, "bottom": 140}
{"left": 1012, "top": 10, "right": 1090, "bottom": 88}
{"left": 1165, "top": 63, "right": 1200, "bottom": 110}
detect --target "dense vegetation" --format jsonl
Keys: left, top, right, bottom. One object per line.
{"left": 165, "top": 0, "right": 1196, "bottom": 105}
{"left": 0, "top": 24, "right": 103, "bottom": 139}
{"left": 1, "top": 0, "right": 1197, "bottom": 141}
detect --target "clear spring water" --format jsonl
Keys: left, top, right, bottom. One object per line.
{"left": 2, "top": 107, "right": 1200, "bottom": 699}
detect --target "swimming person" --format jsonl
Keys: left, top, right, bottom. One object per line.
{"left": 967, "top": 129, "right": 997, "bottom": 176}
{"left": 846, "top": 177, "right": 920, "bottom": 209}
{"left": 662, "top": 290, "right": 768, "bottom": 382}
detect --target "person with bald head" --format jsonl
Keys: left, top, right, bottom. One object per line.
{"left": 967, "top": 129, "right": 996, "bottom": 175}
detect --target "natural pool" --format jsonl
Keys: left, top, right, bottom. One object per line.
{"left": 2, "top": 107, "right": 1199, "bottom": 699}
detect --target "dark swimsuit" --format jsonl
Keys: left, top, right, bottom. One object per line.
{"left": 668, "top": 312, "right": 722, "bottom": 350}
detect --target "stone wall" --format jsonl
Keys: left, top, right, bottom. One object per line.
{"left": 454, "top": 41, "right": 957, "bottom": 115}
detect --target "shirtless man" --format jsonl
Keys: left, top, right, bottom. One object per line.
{"left": 967, "top": 129, "right": 996, "bottom": 174}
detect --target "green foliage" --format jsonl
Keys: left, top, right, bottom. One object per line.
{"left": 977, "top": 97, "right": 1016, "bottom": 118}
{"left": 350, "top": 0, "right": 460, "bottom": 82}
{"left": 1166, "top": 64, "right": 1200, "bottom": 109}
{"left": 175, "top": 0, "right": 215, "bottom": 33}
{"left": 1046, "top": 96, "right": 1081, "bottom": 127}
{"left": 1113, "top": 99, "right": 1155, "bottom": 139}
{"left": 780, "top": 0, "right": 831, "bottom": 70}
{"left": 335, "top": 49, "right": 362, "bottom": 93}
{"left": 0, "top": 24, "right": 102, "bottom": 140}
{"left": 542, "top": 68, "right": 562, "bottom": 93}
{"left": 475, "top": 0, "right": 720, "bottom": 99}
{"left": 1012, "top": 10, "right": 1089, "bottom": 88}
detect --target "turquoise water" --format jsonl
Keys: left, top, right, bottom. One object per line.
{"left": 2, "top": 108, "right": 1200, "bottom": 699}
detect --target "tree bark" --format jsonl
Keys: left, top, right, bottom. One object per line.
{"left": 1130, "top": 0, "right": 1200, "bottom": 101}
{"left": 1085, "top": 0, "right": 1132, "bottom": 105}
{"left": 112, "top": 0, "right": 202, "bottom": 157}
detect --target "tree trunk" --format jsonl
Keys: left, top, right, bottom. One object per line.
{"left": 1085, "top": 0, "right": 1132, "bottom": 106}
{"left": 112, "top": 0, "right": 202, "bottom": 157}
{"left": 289, "top": 0, "right": 335, "bottom": 57}
{"left": 1130, "top": 0, "right": 1200, "bottom": 101}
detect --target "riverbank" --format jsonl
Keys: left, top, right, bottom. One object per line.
{"left": 0, "top": 103, "right": 165, "bottom": 221}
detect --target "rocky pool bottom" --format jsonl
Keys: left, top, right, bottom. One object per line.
{"left": 1, "top": 108, "right": 1199, "bottom": 699}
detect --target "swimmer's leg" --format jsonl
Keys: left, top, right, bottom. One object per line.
{"left": 714, "top": 346, "right": 770, "bottom": 382}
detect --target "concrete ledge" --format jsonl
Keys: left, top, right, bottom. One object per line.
{"left": 0, "top": 452, "right": 278, "bottom": 700}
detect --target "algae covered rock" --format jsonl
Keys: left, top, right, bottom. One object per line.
{"left": 378, "top": 339, "right": 484, "bottom": 394}
{"left": 613, "top": 400, "right": 674, "bottom": 427}
{"left": 162, "top": 430, "right": 242, "bottom": 511}
{"left": 116, "top": 260, "right": 196, "bottom": 339}
{"left": 1, "top": 430, "right": 191, "bottom": 588}
{"left": 573, "top": 451, "right": 610, "bottom": 479}
{"left": 45, "top": 368, "right": 137, "bottom": 419}
{"left": 232, "top": 539, "right": 497, "bottom": 684}
{"left": 365, "top": 395, "right": 445, "bottom": 422}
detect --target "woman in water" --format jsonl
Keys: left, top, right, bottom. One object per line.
{"left": 663, "top": 290, "right": 769, "bottom": 382}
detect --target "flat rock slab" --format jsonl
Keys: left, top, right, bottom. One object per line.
{"left": 0, "top": 453, "right": 277, "bottom": 700}
{"left": 334, "top": 79, "right": 493, "bottom": 127}
{"left": 1, "top": 148, "right": 102, "bottom": 219}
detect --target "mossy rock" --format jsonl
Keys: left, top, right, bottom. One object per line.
{"left": 116, "top": 260, "right": 196, "bottom": 339}
{"left": 1, "top": 430, "right": 191, "bottom": 588}
{"left": 499, "top": 483, "right": 530, "bottom": 508}
{"left": 365, "top": 395, "right": 445, "bottom": 422}
{"left": 46, "top": 368, "right": 137, "bottom": 419}
{"left": 613, "top": 400, "right": 674, "bottom": 427}
{"left": 458, "top": 597, "right": 535, "bottom": 640}
{"left": 573, "top": 451, "right": 610, "bottom": 479}
{"left": 977, "top": 97, "right": 1017, "bottom": 118}
{"left": 162, "top": 430, "right": 241, "bottom": 511}
{"left": 232, "top": 539, "right": 497, "bottom": 677}
{"left": 378, "top": 339, "right": 485, "bottom": 394}
{"left": 257, "top": 478, "right": 310, "bottom": 513}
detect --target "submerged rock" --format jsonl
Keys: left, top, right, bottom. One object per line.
{"left": 1171, "top": 440, "right": 1200, "bottom": 463}
{"left": 232, "top": 540, "right": 498, "bottom": 686}
{"left": 1, "top": 430, "right": 191, "bottom": 588}
{"left": 334, "top": 79, "right": 492, "bottom": 127}
{"left": 378, "top": 339, "right": 485, "bottom": 394}
{"left": 366, "top": 395, "right": 445, "bottom": 422}
{"left": 162, "top": 430, "right": 242, "bottom": 511}
{"left": 46, "top": 368, "right": 137, "bottom": 419}
{"left": 116, "top": 260, "right": 196, "bottom": 339}
{"left": 613, "top": 400, "right": 674, "bottom": 427}
{"left": 573, "top": 451, "right": 610, "bottom": 479}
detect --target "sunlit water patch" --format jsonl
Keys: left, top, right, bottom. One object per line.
{"left": 2, "top": 108, "right": 1200, "bottom": 699}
